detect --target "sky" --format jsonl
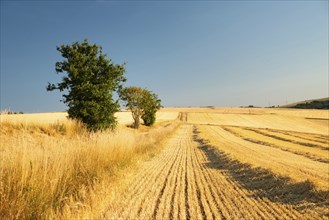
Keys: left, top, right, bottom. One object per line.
{"left": 1, "top": 0, "right": 328, "bottom": 113}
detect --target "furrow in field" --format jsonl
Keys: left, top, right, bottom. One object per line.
{"left": 103, "top": 123, "right": 328, "bottom": 219}
{"left": 222, "top": 126, "right": 329, "bottom": 164}
{"left": 190, "top": 148, "right": 210, "bottom": 220}
{"left": 191, "top": 152, "right": 233, "bottom": 219}
{"left": 190, "top": 129, "right": 237, "bottom": 218}
{"left": 241, "top": 127, "right": 329, "bottom": 163}
{"left": 105, "top": 135, "right": 181, "bottom": 218}
{"left": 314, "top": 135, "right": 329, "bottom": 142}
{"left": 169, "top": 128, "right": 189, "bottom": 220}
{"left": 193, "top": 126, "right": 302, "bottom": 219}
{"left": 192, "top": 125, "right": 301, "bottom": 219}
{"left": 168, "top": 144, "right": 183, "bottom": 220}
{"left": 122, "top": 146, "right": 174, "bottom": 216}
{"left": 189, "top": 130, "right": 223, "bottom": 219}
{"left": 207, "top": 125, "right": 329, "bottom": 190}
{"left": 198, "top": 125, "right": 329, "bottom": 218}
{"left": 185, "top": 129, "right": 204, "bottom": 219}
{"left": 182, "top": 154, "right": 190, "bottom": 219}
{"left": 205, "top": 126, "right": 323, "bottom": 218}
{"left": 169, "top": 138, "right": 186, "bottom": 220}
{"left": 192, "top": 141, "right": 265, "bottom": 219}
{"left": 275, "top": 130, "right": 329, "bottom": 146}
{"left": 246, "top": 127, "right": 329, "bottom": 150}
{"left": 135, "top": 126, "right": 192, "bottom": 219}
{"left": 153, "top": 139, "right": 185, "bottom": 219}
{"left": 137, "top": 138, "right": 182, "bottom": 219}
{"left": 190, "top": 138, "right": 212, "bottom": 220}
{"left": 124, "top": 146, "right": 173, "bottom": 201}
{"left": 123, "top": 135, "right": 177, "bottom": 195}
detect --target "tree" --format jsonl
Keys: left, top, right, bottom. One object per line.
{"left": 47, "top": 39, "right": 126, "bottom": 131}
{"left": 119, "top": 87, "right": 144, "bottom": 128}
{"left": 119, "top": 87, "right": 161, "bottom": 128}
{"left": 141, "top": 90, "right": 162, "bottom": 126}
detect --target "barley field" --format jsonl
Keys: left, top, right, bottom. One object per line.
{"left": 1, "top": 108, "right": 328, "bottom": 219}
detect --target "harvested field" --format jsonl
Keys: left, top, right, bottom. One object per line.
{"left": 197, "top": 125, "right": 329, "bottom": 191}
{"left": 222, "top": 126, "right": 329, "bottom": 163}
{"left": 98, "top": 124, "right": 328, "bottom": 219}
{"left": 1, "top": 108, "right": 328, "bottom": 219}
{"left": 187, "top": 112, "right": 328, "bottom": 135}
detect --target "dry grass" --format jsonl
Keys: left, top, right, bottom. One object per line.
{"left": 0, "top": 113, "right": 179, "bottom": 219}
{"left": 0, "top": 111, "right": 179, "bottom": 126}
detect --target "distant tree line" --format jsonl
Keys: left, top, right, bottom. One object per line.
{"left": 0, "top": 111, "right": 24, "bottom": 115}
{"left": 47, "top": 39, "right": 161, "bottom": 131}
{"left": 290, "top": 100, "right": 329, "bottom": 109}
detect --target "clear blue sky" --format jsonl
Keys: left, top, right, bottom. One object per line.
{"left": 1, "top": 1, "right": 328, "bottom": 112}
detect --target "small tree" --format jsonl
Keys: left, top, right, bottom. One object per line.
{"left": 119, "top": 87, "right": 144, "bottom": 128}
{"left": 119, "top": 87, "right": 161, "bottom": 128}
{"left": 141, "top": 90, "right": 162, "bottom": 126}
{"left": 47, "top": 39, "right": 126, "bottom": 131}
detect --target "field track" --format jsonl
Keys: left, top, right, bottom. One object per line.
{"left": 103, "top": 124, "right": 325, "bottom": 219}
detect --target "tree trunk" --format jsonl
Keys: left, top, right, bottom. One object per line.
{"left": 132, "top": 112, "right": 140, "bottom": 129}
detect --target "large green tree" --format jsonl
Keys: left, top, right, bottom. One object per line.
{"left": 47, "top": 39, "right": 126, "bottom": 131}
{"left": 119, "top": 86, "right": 161, "bottom": 128}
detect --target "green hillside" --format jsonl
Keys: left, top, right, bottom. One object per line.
{"left": 281, "top": 97, "right": 329, "bottom": 109}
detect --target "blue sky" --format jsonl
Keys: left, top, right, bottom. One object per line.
{"left": 1, "top": 1, "right": 328, "bottom": 112}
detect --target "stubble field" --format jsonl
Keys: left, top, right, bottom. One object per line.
{"left": 1, "top": 108, "right": 328, "bottom": 219}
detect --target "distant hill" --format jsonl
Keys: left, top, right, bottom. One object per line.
{"left": 280, "top": 97, "right": 329, "bottom": 109}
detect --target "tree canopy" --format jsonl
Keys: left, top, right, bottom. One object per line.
{"left": 141, "top": 90, "right": 162, "bottom": 126}
{"left": 119, "top": 87, "right": 161, "bottom": 128}
{"left": 47, "top": 39, "right": 126, "bottom": 131}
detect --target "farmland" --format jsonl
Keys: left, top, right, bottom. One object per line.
{"left": 1, "top": 108, "right": 328, "bottom": 219}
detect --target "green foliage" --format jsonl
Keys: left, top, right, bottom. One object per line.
{"left": 141, "top": 112, "right": 156, "bottom": 126}
{"left": 47, "top": 39, "right": 126, "bottom": 131}
{"left": 141, "top": 90, "right": 162, "bottom": 126}
{"left": 119, "top": 87, "right": 161, "bottom": 128}
{"left": 293, "top": 100, "right": 329, "bottom": 109}
{"left": 119, "top": 87, "right": 144, "bottom": 128}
